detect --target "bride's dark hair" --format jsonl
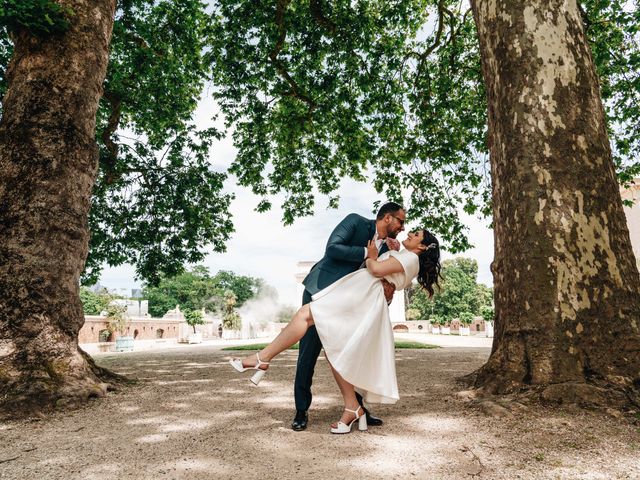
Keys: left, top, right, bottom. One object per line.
{"left": 416, "top": 230, "right": 442, "bottom": 297}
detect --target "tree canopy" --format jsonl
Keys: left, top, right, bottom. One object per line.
{"left": 1, "top": 0, "right": 638, "bottom": 282}
{"left": 184, "top": 308, "right": 206, "bottom": 333}
{"left": 208, "top": 0, "right": 640, "bottom": 247}
{"left": 142, "top": 266, "right": 263, "bottom": 317}
{"left": 79, "top": 287, "right": 113, "bottom": 316}
{"left": 408, "top": 257, "right": 492, "bottom": 320}
{"left": 1, "top": 0, "right": 234, "bottom": 286}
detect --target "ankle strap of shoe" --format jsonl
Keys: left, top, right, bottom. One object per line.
{"left": 256, "top": 352, "right": 269, "bottom": 367}
{"left": 344, "top": 406, "right": 362, "bottom": 418}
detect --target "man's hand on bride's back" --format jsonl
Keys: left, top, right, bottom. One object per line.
{"left": 382, "top": 279, "right": 396, "bottom": 304}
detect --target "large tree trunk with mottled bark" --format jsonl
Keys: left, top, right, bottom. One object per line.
{"left": 469, "top": 0, "right": 640, "bottom": 407}
{"left": 0, "top": 0, "right": 119, "bottom": 416}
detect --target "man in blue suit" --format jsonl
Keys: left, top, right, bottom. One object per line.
{"left": 291, "top": 202, "right": 406, "bottom": 431}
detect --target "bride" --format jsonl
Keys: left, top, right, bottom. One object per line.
{"left": 229, "top": 229, "right": 441, "bottom": 434}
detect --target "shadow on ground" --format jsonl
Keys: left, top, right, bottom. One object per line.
{"left": 0, "top": 344, "right": 638, "bottom": 479}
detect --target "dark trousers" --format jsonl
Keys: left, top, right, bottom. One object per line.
{"left": 294, "top": 289, "right": 364, "bottom": 412}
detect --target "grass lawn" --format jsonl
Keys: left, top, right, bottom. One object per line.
{"left": 222, "top": 341, "right": 439, "bottom": 351}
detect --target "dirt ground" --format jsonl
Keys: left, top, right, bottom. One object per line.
{"left": 1, "top": 341, "right": 639, "bottom": 480}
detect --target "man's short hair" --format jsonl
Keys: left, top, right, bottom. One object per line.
{"left": 376, "top": 201, "right": 404, "bottom": 220}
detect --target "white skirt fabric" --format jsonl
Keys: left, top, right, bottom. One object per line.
{"left": 310, "top": 268, "right": 400, "bottom": 404}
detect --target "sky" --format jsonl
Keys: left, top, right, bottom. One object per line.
{"left": 98, "top": 95, "right": 495, "bottom": 307}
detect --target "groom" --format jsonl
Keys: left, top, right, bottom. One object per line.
{"left": 292, "top": 201, "right": 406, "bottom": 431}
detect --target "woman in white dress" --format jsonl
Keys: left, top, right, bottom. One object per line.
{"left": 230, "top": 229, "right": 441, "bottom": 433}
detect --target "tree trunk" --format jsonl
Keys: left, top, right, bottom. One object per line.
{"left": 469, "top": 0, "right": 640, "bottom": 407}
{"left": 0, "top": 0, "right": 119, "bottom": 416}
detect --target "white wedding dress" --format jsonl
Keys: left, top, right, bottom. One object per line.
{"left": 309, "top": 249, "right": 419, "bottom": 404}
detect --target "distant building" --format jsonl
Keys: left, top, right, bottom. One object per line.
{"left": 295, "top": 261, "right": 317, "bottom": 303}
{"left": 79, "top": 314, "right": 183, "bottom": 348}
{"left": 79, "top": 305, "right": 224, "bottom": 353}
{"left": 621, "top": 179, "right": 640, "bottom": 263}
{"left": 89, "top": 283, "right": 108, "bottom": 293}
{"left": 110, "top": 298, "right": 149, "bottom": 317}
{"left": 391, "top": 318, "right": 488, "bottom": 334}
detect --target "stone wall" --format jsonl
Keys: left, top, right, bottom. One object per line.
{"left": 448, "top": 318, "right": 487, "bottom": 333}
{"left": 390, "top": 320, "right": 433, "bottom": 333}
{"left": 79, "top": 315, "right": 183, "bottom": 344}
{"left": 391, "top": 318, "right": 487, "bottom": 333}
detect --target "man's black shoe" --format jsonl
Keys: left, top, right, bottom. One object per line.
{"left": 291, "top": 410, "right": 308, "bottom": 431}
{"left": 362, "top": 406, "right": 383, "bottom": 426}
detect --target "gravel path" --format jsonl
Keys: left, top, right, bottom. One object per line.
{"left": 1, "top": 340, "right": 638, "bottom": 479}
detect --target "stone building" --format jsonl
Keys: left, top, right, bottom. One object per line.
{"left": 448, "top": 317, "right": 487, "bottom": 333}
{"left": 109, "top": 298, "right": 149, "bottom": 317}
{"left": 391, "top": 317, "right": 487, "bottom": 334}
{"left": 79, "top": 305, "right": 223, "bottom": 353}
{"left": 79, "top": 315, "right": 183, "bottom": 343}
{"left": 391, "top": 320, "right": 431, "bottom": 333}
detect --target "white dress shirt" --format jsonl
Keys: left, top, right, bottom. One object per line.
{"left": 363, "top": 231, "right": 385, "bottom": 258}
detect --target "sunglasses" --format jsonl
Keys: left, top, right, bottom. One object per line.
{"left": 390, "top": 214, "right": 405, "bottom": 226}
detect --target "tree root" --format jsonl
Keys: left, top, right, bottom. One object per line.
{"left": 455, "top": 375, "right": 640, "bottom": 416}
{"left": 0, "top": 347, "right": 134, "bottom": 420}
{"left": 78, "top": 347, "right": 133, "bottom": 387}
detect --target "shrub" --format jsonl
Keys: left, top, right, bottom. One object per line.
{"left": 184, "top": 309, "right": 206, "bottom": 334}
{"left": 106, "top": 303, "right": 128, "bottom": 336}
{"left": 459, "top": 311, "right": 474, "bottom": 326}
{"left": 222, "top": 290, "right": 242, "bottom": 331}
{"left": 480, "top": 305, "right": 494, "bottom": 323}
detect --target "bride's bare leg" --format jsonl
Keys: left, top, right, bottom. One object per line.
{"left": 328, "top": 362, "right": 362, "bottom": 427}
{"left": 239, "top": 304, "right": 314, "bottom": 367}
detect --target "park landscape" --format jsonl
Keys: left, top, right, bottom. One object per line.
{"left": 1, "top": 1, "right": 640, "bottom": 479}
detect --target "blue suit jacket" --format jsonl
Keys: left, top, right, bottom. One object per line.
{"left": 302, "top": 213, "right": 389, "bottom": 296}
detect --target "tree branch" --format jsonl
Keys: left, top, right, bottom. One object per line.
{"left": 101, "top": 90, "right": 122, "bottom": 184}
{"left": 578, "top": 3, "right": 591, "bottom": 31}
{"left": 309, "top": 0, "right": 336, "bottom": 35}
{"left": 268, "top": 0, "right": 316, "bottom": 110}
{"left": 420, "top": 0, "right": 447, "bottom": 63}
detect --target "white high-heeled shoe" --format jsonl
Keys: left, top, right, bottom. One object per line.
{"left": 330, "top": 406, "right": 367, "bottom": 434}
{"left": 229, "top": 352, "right": 270, "bottom": 385}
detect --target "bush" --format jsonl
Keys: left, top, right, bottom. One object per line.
{"left": 222, "top": 290, "right": 242, "bottom": 331}
{"left": 79, "top": 287, "right": 111, "bottom": 315}
{"left": 106, "top": 303, "right": 128, "bottom": 335}
{"left": 405, "top": 308, "right": 421, "bottom": 320}
{"left": 459, "top": 311, "right": 474, "bottom": 326}
{"left": 480, "top": 305, "right": 494, "bottom": 322}
{"left": 184, "top": 309, "right": 206, "bottom": 334}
